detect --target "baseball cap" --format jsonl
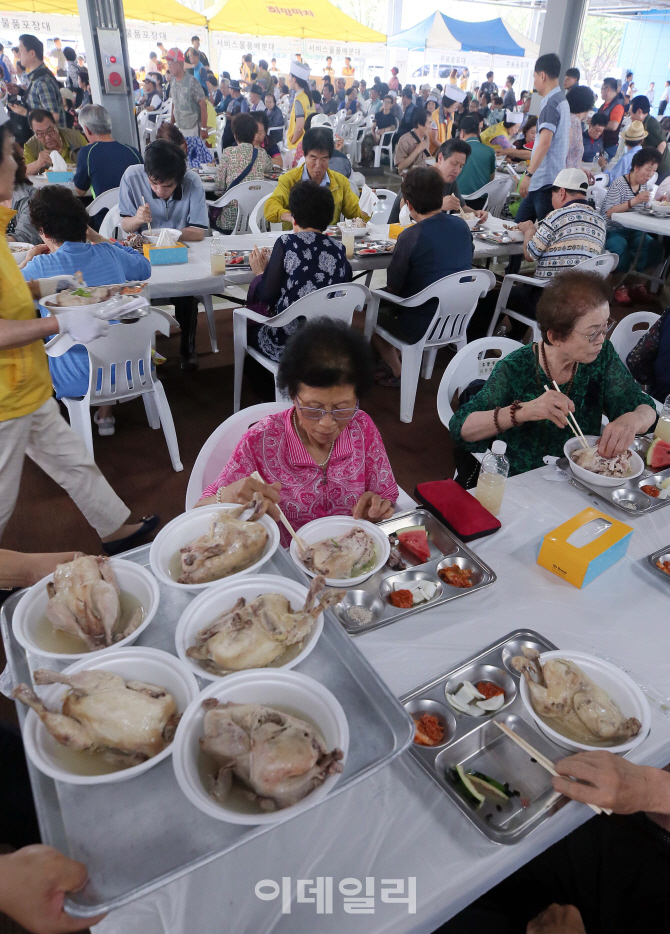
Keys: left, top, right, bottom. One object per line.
{"left": 166, "top": 47, "right": 184, "bottom": 62}
{"left": 310, "top": 114, "right": 335, "bottom": 131}
{"left": 553, "top": 168, "right": 589, "bottom": 192}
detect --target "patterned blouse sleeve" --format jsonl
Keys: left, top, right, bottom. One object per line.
{"left": 601, "top": 340, "right": 656, "bottom": 421}
{"left": 200, "top": 430, "right": 262, "bottom": 498}
{"left": 363, "top": 418, "right": 399, "bottom": 503}
{"left": 449, "top": 356, "right": 516, "bottom": 454}
{"left": 626, "top": 310, "right": 666, "bottom": 385}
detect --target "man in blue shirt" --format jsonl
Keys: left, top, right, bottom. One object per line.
{"left": 517, "top": 53, "right": 569, "bottom": 224}
{"left": 189, "top": 48, "right": 208, "bottom": 93}
{"left": 73, "top": 104, "right": 142, "bottom": 200}
{"left": 605, "top": 120, "right": 646, "bottom": 183}
{"left": 119, "top": 139, "right": 208, "bottom": 370}
{"left": 582, "top": 111, "right": 608, "bottom": 164}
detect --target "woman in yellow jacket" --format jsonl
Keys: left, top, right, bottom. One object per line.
{"left": 287, "top": 60, "right": 315, "bottom": 151}
{"left": 0, "top": 108, "right": 157, "bottom": 550}
{"left": 264, "top": 126, "right": 369, "bottom": 229}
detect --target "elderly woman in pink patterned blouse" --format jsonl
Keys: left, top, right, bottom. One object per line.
{"left": 197, "top": 319, "right": 398, "bottom": 539}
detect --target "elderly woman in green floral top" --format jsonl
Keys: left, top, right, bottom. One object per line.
{"left": 214, "top": 112, "right": 272, "bottom": 232}
{"left": 450, "top": 270, "right": 657, "bottom": 476}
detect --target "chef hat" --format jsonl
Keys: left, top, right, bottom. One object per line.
{"left": 290, "top": 60, "right": 310, "bottom": 81}
{"left": 0, "top": 103, "right": 9, "bottom": 127}
{"left": 442, "top": 84, "right": 466, "bottom": 104}
{"left": 505, "top": 111, "right": 525, "bottom": 124}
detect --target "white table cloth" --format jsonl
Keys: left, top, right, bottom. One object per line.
{"left": 615, "top": 209, "right": 670, "bottom": 238}
{"left": 95, "top": 466, "right": 670, "bottom": 934}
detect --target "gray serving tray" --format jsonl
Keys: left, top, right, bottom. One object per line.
{"left": 1, "top": 544, "right": 414, "bottom": 918}
{"left": 558, "top": 447, "right": 670, "bottom": 518}
{"left": 399, "top": 630, "right": 577, "bottom": 845}
{"left": 333, "top": 509, "right": 496, "bottom": 636}
{"left": 647, "top": 545, "right": 670, "bottom": 584}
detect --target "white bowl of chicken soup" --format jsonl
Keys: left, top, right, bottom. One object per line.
{"left": 289, "top": 516, "right": 390, "bottom": 586}
{"left": 172, "top": 669, "right": 349, "bottom": 824}
{"left": 174, "top": 574, "right": 326, "bottom": 682}
{"left": 18, "top": 647, "right": 200, "bottom": 785}
{"left": 149, "top": 504, "right": 281, "bottom": 593}
{"left": 12, "top": 557, "right": 160, "bottom": 661}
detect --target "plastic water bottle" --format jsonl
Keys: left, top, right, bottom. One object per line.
{"left": 654, "top": 393, "right": 670, "bottom": 444}
{"left": 475, "top": 440, "right": 510, "bottom": 517}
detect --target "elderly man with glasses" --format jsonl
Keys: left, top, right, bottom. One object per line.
{"left": 23, "top": 108, "right": 86, "bottom": 176}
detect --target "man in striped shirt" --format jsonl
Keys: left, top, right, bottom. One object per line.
{"left": 502, "top": 168, "right": 606, "bottom": 338}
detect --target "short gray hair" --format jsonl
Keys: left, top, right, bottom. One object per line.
{"left": 78, "top": 104, "right": 112, "bottom": 135}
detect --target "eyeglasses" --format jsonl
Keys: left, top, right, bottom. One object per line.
{"left": 295, "top": 399, "right": 359, "bottom": 421}
{"left": 571, "top": 318, "right": 615, "bottom": 344}
{"left": 34, "top": 127, "right": 58, "bottom": 139}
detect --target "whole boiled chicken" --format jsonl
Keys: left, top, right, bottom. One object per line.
{"left": 45, "top": 553, "right": 143, "bottom": 651}
{"left": 13, "top": 669, "right": 179, "bottom": 766}
{"left": 179, "top": 496, "right": 269, "bottom": 584}
{"left": 512, "top": 647, "right": 641, "bottom": 746}
{"left": 200, "top": 700, "right": 344, "bottom": 810}
{"left": 186, "top": 576, "right": 344, "bottom": 673}
{"left": 299, "top": 527, "right": 377, "bottom": 579}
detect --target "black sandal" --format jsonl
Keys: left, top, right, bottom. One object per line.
{"left": 102, "top": 514, "right": 161, "bottom": 556}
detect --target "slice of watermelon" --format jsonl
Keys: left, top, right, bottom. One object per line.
{"left": 647, "top": 438, "right": 670, "bottom": 471}
{"left": 397, "top": 526, "right": 430, "bottom": 563}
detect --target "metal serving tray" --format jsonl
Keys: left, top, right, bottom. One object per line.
{"left": 332, "top": 509, "right": 496, "bottom": 636}
{"left": 399, "top": 629, "right": 578, "bottom": 846}
{"left": 647, "top": 545, "right": 670, "bottom": 584}
{"left": 559, "top": 456, "right": 670, "bottom": 517}
{"left": 1, "top": 544, "right": 414, "bottom": 918}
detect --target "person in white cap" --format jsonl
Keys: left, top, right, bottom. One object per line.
{"left": 0, "top": 104, "right": 159, "bottom": 552}
{"left": 438, "top": 85, "right": 467, "bottom": 144}
{"left": 287, "top": 59, "right": 314, "bottom": 150}
{"left": 481, "top": 110, "right": 524, "bottom": 150}
{"left": 496, "top": 167, "right": 605, "bottom": 338}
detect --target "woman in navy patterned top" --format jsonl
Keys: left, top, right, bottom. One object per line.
{"left": 246, "top": 180, "right": 352, "bottom": 361}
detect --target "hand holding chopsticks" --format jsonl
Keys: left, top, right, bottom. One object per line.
{"left": 543, "top": 383, "right": 588, "bottom": 449}
{"left": 249, "top": 471, "right": 305, "bottom": 549}
{"left": 495, "top": 722, "right": 612, "bottom": 815}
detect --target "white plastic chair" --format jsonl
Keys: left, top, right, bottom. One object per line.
{"left": 610, "top": 311, "right": 660, "bottom": 369}
{"left": 370, "top": 188, "right": 397, "bottom": 225}
{"left": 233, "top": 282, "right": 369, "bottom": 412}
{"left": 366, "top": 269, "right": 496, "bottom": 423}
{"left": 587, "top": 184, "right": 607, "bottom": 211}
{"left": 462, "top": 176, "right": 513, "bottom": 217}
{"left": 487, "top": 252, "right": 619, "bottom": 342}
{"left": 211, "top": 180, "right": 277, "bottom": 235}
{"left": 249, "top": 194, "right": 275, "bottom": 234}
{"left": 99, "top": 204, "right": 122, "bottom": 240}
{"left": 86, "top": 187, "right": 120, "bottom": 218}
{"left": 437, "top": 336, "right": 523, "bottom": 430}
{"left": 373, "top": 126, "right": 396, "bottom": 168}
{"left": 185, "top": 402, "right": 291, "bottom": 509}
{"left": 46, "top": 311, "right": 183, "bottom": 471}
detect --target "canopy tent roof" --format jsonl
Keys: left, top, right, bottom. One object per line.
{"left": 388, "top": 12, "right": 538, "bottom": 57}
{"left": 206, "top": 0, "right": 385, "bottom": 42}
{"left": 0, "top": 0, "right": 206, "bottom": 25}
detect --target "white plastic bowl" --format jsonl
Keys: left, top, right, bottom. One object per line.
{"left": 175, "top": 574, "right": 325, "bottom": 681}
{"left": 564, "top": 434, "right": 644, "bottom": 488}
{"left": 460, "top": 215, "right": 479, "bottom": 230}
{"left": 149, "top": 504, "right": 280, "bottom": 593}
{"left": 143, "top": 228, "right": 182, "bottom": 244}
{"left": 20, "top": 647, "right": 200, "bottom": 785}
{"left": 289, "top": 516, "right": 390, "bottom": 587}
{"left": 651, "top": 200, "right": 670, "bottom": 216}
{"left": 8, "top": 241, "right": 33, "bottom": 261}
{"left": 336, "top": 222, "right": 369, "bottom": 238}
{"left": 12, "top": 558, "right": 160, "bottom": 661}
{"left": 172, "top": 669, "right": 348, "bottom": 824}
{"left": 518, "top": 649, "right": 651, "bottom": 754}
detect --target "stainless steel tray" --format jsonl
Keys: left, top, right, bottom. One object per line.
{"left": 332, "top": 509, "right": 496, "bottom": 636}
{"left": 558, "top": 444, "right": 670, "bottom": 517}
{"left": 647, "top": 545, "right": 670, "bottom": 583}
{"left": 1, "top": 544, "right": 414, "bottom": 918}
{"left": 398, "top": 629, "right": 579, "bottom": 846}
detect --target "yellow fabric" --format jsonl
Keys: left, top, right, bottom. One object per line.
{"left": 287, "top": 89, "right": 314, "bottom": 150}
{"left": 0, "top": 0, "right": 207, "bottom": 25}
{"left": 264, "top": 166, "right": 369, "bottom": 228}
{"left": 207, "top": 0, "right": 385, "bottom": 41}
{"left": 0, "top": 207, "right": 52, "bottom": 422}
{"left": 459, "top": 76, "right": 468, "bottom": 91}
{"left": 23, "top": 128, "right": 86, "bottom": 167}
{"left": 481, "top": 122, "right": 510, "bottom": 151}
{"left": 241, "top": 62, "right": 254, "bottom": 83}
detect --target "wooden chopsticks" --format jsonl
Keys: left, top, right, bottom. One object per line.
{"left": 249, "top": 471, "right": 304, "bottom": 547}
{"left": 495, "top": 721, "right": 611, "bottom": 816}
{"left": 543, "top": 382, "right": 589, "bottom": 450}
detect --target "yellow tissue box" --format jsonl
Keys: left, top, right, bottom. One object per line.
{"left": 537, "top": 507, "right": 633, "bottom": 589}
{"left": 142, "top": 244, "right": 188, "bottom": 265}
{"left": 388, "top": 223, "right": 411, "bottom": 240}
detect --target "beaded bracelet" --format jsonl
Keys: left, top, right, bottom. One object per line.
{"left": 510, "top": 400, "right": 522, "bottom": 427}
{"left": 493, "top": 406, "right": 503, "bottom": 433}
